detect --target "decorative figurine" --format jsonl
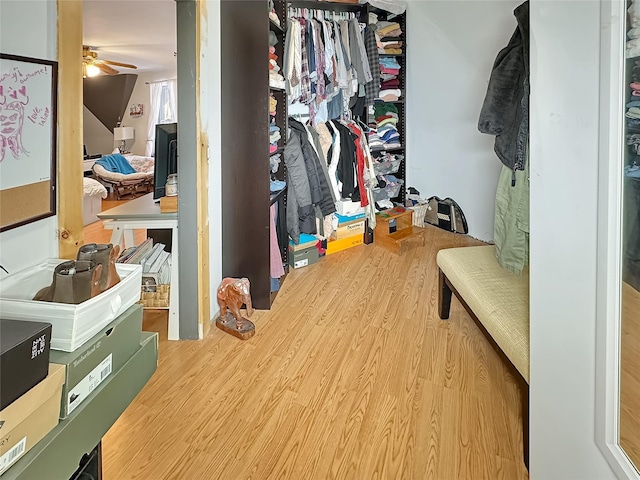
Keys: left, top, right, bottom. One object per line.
{"left": 216, "top": 277, "right": 255, "bottom": 340}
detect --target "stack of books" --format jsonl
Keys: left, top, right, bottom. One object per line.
{"left": 117, "top": 239, "right": 171, "bottom": 285}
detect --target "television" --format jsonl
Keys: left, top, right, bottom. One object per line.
{"left": 153, "top": 122, "right": 178, "bottom": 200}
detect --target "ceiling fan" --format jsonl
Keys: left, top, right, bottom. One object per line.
{"left": 82, "top": 46, "right": 137, "bottom": 77}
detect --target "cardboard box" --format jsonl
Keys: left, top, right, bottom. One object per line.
{"left": 336, "top": 200, "right": 365, "bottom": 216}
{"left": 289, "top": 233, "right": 318, "bottom": 252}
{"left": 326, "top": 234, "right": 364, "bottom": 255}
{"left": 0, "top": 320, "right": 51, "bottom": 411}
{"left": 50, "top": 304, "right": 143, "bottom": 419}
{"left": 333, "top": 220, "right": 365, "bottom": 240}
{"left": 159, "top": 195, "right": 178, "bottom": 213}
{"left": 288, "top": 245, "right": 319, "bottom": 269}
{"left": 0, "top": 364, "right": 65, "bottom": 475}
{"left": 0, "top": 260, "right": 142, "bottom": 352}
{"left": 0, "top": 333, "right": 158, "bottom": 479}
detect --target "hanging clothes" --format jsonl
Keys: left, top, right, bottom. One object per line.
{"left": 270, "top": 204, "right": 286, "bottom": 279}
{"left": 331, "top": 121, "right": 358, "bottom": 201}
{"left": 364, "top": 23, "right": 381, "bottom": 106}
{"left": 284, "top": 19, "right": 302, "bottom": 102}
{"left": 286, "top": 10, "right": 372, "bottom": 122}
{"left": 285, "top": 118, "right": 337, "bottom": 244}
{"left": 494, "top": 148, "right": 530, "bottom": 274}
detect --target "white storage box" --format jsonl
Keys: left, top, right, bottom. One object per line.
{"left": 336, "top": 200, "right": 365, "bottom": 216}
{"left": 0, "top": 260, "right": 142, "bottom": 352}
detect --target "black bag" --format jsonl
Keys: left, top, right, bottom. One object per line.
{"left": 424, "top": 196, "right": 469, "bottom": 234}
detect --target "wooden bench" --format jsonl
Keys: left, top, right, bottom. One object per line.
{"left": 437, "top": 245, "right": 529, "bottom": 468}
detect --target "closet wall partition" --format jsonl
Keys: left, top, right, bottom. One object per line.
{"left": 220, "top": 0, "right": 408, "bottom": 310}
{"left": 221, "top": 0, "right": 288, "bottom": 310}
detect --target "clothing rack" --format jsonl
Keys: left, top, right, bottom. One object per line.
{"left": 288, "top": 7, "right": 357, "bottom": 20}
{"left": 288, "top": 0, "right": 366, "bottom": 15}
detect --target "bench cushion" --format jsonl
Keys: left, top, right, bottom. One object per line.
{"left": 437, "top": 245, "right": 530, "bottom": 383}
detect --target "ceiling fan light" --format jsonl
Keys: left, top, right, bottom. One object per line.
{"left": 86, "top": 64, "right": 100, "bottom": 77}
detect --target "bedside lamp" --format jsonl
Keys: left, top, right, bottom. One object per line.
{"left": 114, "top": 127, "right": 134, "bottom": 154}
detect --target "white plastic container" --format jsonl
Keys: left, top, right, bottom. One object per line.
{"left": 0, "top": 259, "right": 142, "bottom": 352}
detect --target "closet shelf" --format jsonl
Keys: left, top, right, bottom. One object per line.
{"left": 374, "top": 147, "right": 405, "bottom": 153}
{"left": 270, "top": 188, "right": 286, "bottom": 206}
{"left": 374, "top": 99, "right": 404, "bottom": 104}
{"left": 270, "top": 85, "right": 286, "bottom": 92}
{"left": 270, "top": 18, "right": 285, "bottom": 34}
{"left": 379, "top": 53, "right": 405, "bottom": 58}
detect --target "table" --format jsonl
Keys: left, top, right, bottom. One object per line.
{"left": 98, "top": 193, "right": 179, "bottom": 340}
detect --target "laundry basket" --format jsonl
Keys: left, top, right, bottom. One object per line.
{"left": 408, "top": 203, "right": 429, "bottom": 227}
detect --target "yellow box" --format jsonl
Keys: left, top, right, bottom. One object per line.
{"left": 326, "top": 234, "right": 364, "bottom": 255}
{"left": 0, "top": 363, "right": 65, "bottom": 474}
{"left": 333, "top": 220, "right": 365, "bottom": 240}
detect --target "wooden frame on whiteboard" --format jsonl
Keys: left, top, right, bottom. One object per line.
{"left": 0, "top": 53, "right": 58, "bottom": 232}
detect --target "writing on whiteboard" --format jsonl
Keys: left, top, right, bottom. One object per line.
{"left": 0, "top": 65, "right": 50, "bottom": 163}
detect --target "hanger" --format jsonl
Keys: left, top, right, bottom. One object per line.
{"left": 355, "top": 117, "right": 370, "bottom": 132}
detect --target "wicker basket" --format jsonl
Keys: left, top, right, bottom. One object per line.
{"left": 408, "top": 203, "right": 429, "bottom": 227}
{"left": 139, "top": 284, "right": 170, "bottom": 308}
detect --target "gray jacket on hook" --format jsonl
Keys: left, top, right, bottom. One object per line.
{"left": 478, "top": 1, "right": 529, "bottom": 173}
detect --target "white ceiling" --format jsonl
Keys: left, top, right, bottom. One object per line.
{"left": 83, "top": 0, "right": 177, "bottom": 75}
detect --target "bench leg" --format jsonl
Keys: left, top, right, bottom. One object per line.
{"left": 439, "top": 269, "right": 452, "bottom": 319}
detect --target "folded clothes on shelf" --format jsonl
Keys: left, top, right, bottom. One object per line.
{"left": 270, "top": 179, "right": 286, "bottom": 192}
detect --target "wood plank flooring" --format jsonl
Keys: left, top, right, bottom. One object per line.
{"left": 620, "top": 282, "right": 640, "bottom": 468}
{"left": 83, "top": 194, "right": 147, "bottom": 246}
{"left": 100, "top": 225, "right": 529, "bottom": 479}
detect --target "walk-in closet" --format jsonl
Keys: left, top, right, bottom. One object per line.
{"left": 221, "top": 0, "right": 408, "bottom": 309}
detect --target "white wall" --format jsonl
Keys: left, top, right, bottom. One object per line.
{"left": 0, "top": 0, "right": 58, "bottom": 273}
{"left": 82, "top": 69, "right": 177, "bottom": 156}
{"left": 202, "top": 0, "right": 222, "bottom": 319}
{"left": 406, "top": 0, "right": 520, "bottom": 241}
{"left": 122, "top": 69, "right": 176, "bottom": 155}
{"left": 529, "top": 1, "right": 616, "bottom": 478}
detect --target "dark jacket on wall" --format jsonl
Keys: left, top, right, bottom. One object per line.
{"left": 478, "top": 1, "right": 529, "bottom": 172}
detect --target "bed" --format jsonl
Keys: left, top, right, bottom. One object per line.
{"left": 83, "top": 177, "right": 108, "bottom": 226}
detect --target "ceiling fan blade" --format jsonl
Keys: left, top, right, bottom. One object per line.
{"left": 96, "top": 62, "right": 119, "bottom": 75}
{"left": 101, "top": 59, "right": 138, "bottom": 70}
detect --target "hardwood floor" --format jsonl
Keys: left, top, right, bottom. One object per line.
{"left": 620, "top": 282, "right": 640, "bottom": 468}
{"left": 83, "top": 194, "right": 147, "bottom": 246}
{"left": 100, "top": 225, "right": 529, "bottom": 479}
